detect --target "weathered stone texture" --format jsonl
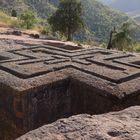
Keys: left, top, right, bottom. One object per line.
{"left": 0, "top": 44, "right": 140, "bottom": 139}
{"left": 17, "top": 106, "right": 140, "bottom": 140}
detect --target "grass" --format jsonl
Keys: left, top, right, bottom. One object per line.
{"left": 0, "top": 11, "right": 20, "bottom": 27}
{"left": 97, "top": 42, "right": 140, "bottom": 53}
{"left": 132, "top": 42, "right": 140, "bottom": 52}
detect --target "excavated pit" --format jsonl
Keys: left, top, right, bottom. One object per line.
{"left": 0, "top": 45, "right": 140, "bottom": 140}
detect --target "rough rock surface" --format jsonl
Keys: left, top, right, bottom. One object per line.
{"left": 1, "top": 33, "right": 140, "bottom": 139}
{"left": 0, "top": 39, "right": 140, "bottom": 139}
{"left": 0, "top": 34, "right": 82, "bottom": 51}
{"left": 17, "top": 106, "right": 140, "bottom": 140}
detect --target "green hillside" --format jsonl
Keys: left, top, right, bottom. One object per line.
{"left": 81, "top": 0, "right": 130, "bottom": 42}
{"left": 48, "top": 0, "right": 134, "bottom": 42}
{"left": 0, "top": 0, "right": 140, "bottom": 42}
{"left": 26, "top": 0, "right": 56, "bottom": 17}
{"left": 0, "top": 0, "right": 27, "bottom": 13}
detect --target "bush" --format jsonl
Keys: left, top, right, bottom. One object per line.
{"left": 11, "top": 9, "right": 17, "bottom": 17}
{"left": 19, "top": 10, "right": 37, "bottom": 29}
{"left": 49, "top": 0, "right": 84, "bottom": 41}
{"left": 132, "top": 42, "right": 140, "bottom": 52}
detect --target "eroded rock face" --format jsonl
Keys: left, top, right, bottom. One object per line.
{"left": 17, "top": 106, "right": 140, "bottom": 140}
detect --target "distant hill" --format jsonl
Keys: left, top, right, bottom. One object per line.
{"left": 98, "top": 0, "right": 140, "bottom": 12}
{"left": 0, "top": 0, "right": 140, "bottom": 42}
{"left": 98, "top": 0, "right": 116, "bottom": 5}
{"left": 26, "top": 0, "right": 56, "bottom": 17}
{"left": 0, "top": 0, "right": 56, "bottom": 17}
{"left": 110, "top": 0, "right": 140, "bottom": 12}
{"left": 98, "top": 0, "right": 140, "bottom": 17}
{"left": 98, "top": 0, "right": 140, "bottom": 26}
{"left": 49, "top": 0, "right": 135, "bottom": 42}
{"left": 134, "top": 16, "right": 140, "bottom": 25}
{"left": 0, "top": 0, "right": 28, "bottom": 13}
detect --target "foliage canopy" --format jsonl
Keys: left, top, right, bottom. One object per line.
{"left": 49, "top": 0, "right": 84, "bottom": 41}
{"left": 111, "top": 23, "right": 132, "bottom": 51}
{"left": 19, "top": 10, "right": 37, "bottom": 29}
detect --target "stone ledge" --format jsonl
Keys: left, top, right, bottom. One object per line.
{"left": 17, "top": 106, "right": 140, "bottom": 140}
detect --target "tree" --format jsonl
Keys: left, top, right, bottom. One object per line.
{"left": 19, "top": 10, "right": 37, "bottom": 29}
{"left": 49, "top": 0, "right": 84, "bottom": 41}
{"left": 11, "top": 9, "right": 17, "bottom": 17}
{"left": 107, "top": 27, "right": 116, "bottom": 49}
{"left": 107, "top": 23, "right": 132, "bottom": 51}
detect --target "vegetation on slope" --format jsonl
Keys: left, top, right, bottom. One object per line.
{"left": 0, "top": 0, "right": 27, "bottom": 14}
{"left": 0, "top": 0, "right": 136, "bottom": 42}
{"left": 0, "top": 0, "right": 140, "bottom": 49}
{"left": 81, "top": 0, "right": 131, "bottom": 42}
{"left": 49, "top": 0, "right": 84, "bottom": 41}
{"left": 0, "top": 11, "right": 19, "bottom": 27}
{"left": 26, "top": 0, "right": 56, "bottom": 18}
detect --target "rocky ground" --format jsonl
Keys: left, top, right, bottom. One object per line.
{"left": 0, "top": 27, "right": 85, "bottom": 51}
{"left": 17, "top": 106, "right": 140, "bottom": 140}
{"left": 0, "top": 35, "right": 85, "bottom": 51}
